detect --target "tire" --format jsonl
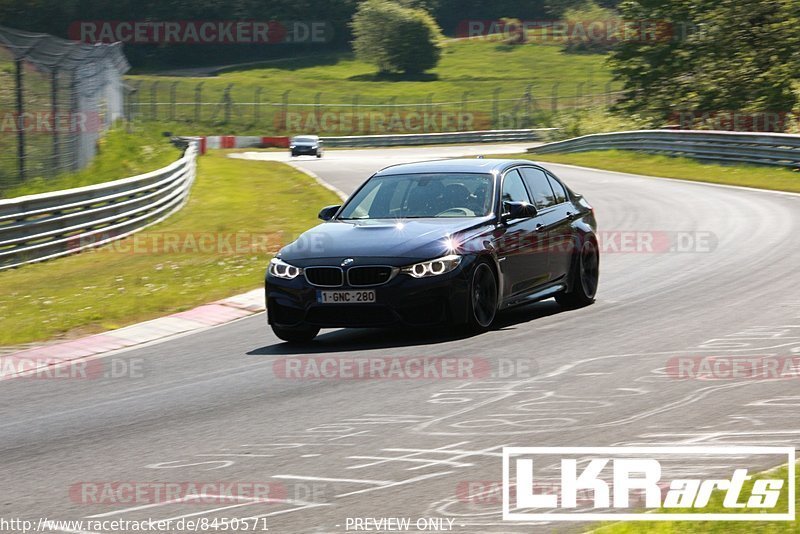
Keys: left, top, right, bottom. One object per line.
{"left": 316, "top": 150, "right": 323, "bottom": 158}
{"left": 271, "top": 324, "right": 320, "bottom": 343}
{"left": 555, "top": 239, "right": 599, "bottom": 308}
{"left": 467, "top": 260, "right": 499, "bottom": 332}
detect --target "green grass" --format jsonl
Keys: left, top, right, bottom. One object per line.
{"left": 127, "top": 39, "right": 618, "bottom": 135}
{"left": 514, "top": 150, "right": 800, "bottom": 193}
{"left": 2, "top": 128, "right": 182, "bottom": 198}
{"left": 0, "top": 150, "right": 340, "bottom": 345}
{"left": 593, "top": 463, "right": 798, "bottom": 533}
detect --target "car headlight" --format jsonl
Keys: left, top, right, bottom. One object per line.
{"left": 269, "top": 257, "right": 302, "bottom": 279}
{"left": 289, "top": 145, "right": 296, "bottom": 149}
{"left": 401, "top": 255, "right": 462, "bottom": 278}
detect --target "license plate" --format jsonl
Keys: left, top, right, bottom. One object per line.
{"left": 317, "top": 290, "right": 376, "bottom": 304}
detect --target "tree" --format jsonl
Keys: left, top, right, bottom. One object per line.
{"left": 610, "top": 0, "right": 800, "bottom": 130}
{"left": 351, "top": 0, "right": 444, "bottom": 75}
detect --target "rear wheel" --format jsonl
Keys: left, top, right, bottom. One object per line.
{"left": 467, "top": 260, "right": 498, "bottom": 332}
{"left": 271, "top": 324, "right": 320, "bottom": 343}
{"left": 556, "top": 239, "right": 599, "bottom": 308}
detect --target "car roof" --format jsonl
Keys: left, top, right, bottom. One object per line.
{"left": 292, "top": 135, "right": 319, "bottom": 139}
{"left": 374, "top": 158, "right": 542, "bottom": 176}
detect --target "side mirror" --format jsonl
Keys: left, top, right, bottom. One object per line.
{"left": 318, "top": 205, "right": 341, "bottom": 221}
{"left": 502, "top": 201, "right": 537, "bottom": 223}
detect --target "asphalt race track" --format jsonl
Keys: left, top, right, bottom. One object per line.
{"left": 3, "top": 144, "right": 800, "bottom": 533}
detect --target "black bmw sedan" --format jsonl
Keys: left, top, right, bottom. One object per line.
{"left": 265, "top": 159, "right": 598, "bottom": 342}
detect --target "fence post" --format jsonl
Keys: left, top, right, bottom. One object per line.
{"left": 69, "top": 71, "right": 79, "bottom": 170}
{"left": 351, "top": 94, "right": 359, "bottom": 135}
{"left": 223, "top": 84, "right": 233, "bottom": 124}
{"left": 315, "top": 92, "right": 322, "bottom": 132}
{"left": 51, "top": 69, "right": 59, "bottom": 172}
{"left": 170, "top": 81, "right": 178, "bottom": 121}
{"left": 282, "top": 90, "right": 292, "bottom": 133}
{"left": 551, "top": 83, "right": 559, "bottom": 114}
{"left": 492, "top": 88, "right": 501, "bottom": 130}
{"left": 15, "top": 58, "right": 26, "bottom": 182}
{"left": 194, "top": 82, "right": 203, "bottom": 123}
{"left": 575, "top": 82, "right": 585, "bottom": 109}
{"left": 254, "top": 87, "right": 262, "bottom": 123}
{"left": 524, "top": 84, "right": 533, "bottom": 128}
{"left": 150, "top": 81, "right": 159, "bottom": 120}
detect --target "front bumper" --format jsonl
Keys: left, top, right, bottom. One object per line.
{"left": 290, "top": 146, "right": 318, "bottom": 155}
{"left": 266, "top": 262, "right": 472, "bottom": 328}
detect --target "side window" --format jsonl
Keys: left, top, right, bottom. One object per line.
{"left": 501, "top": 169, "right": 531, "bottom": 204}
{"left": 547, "top": 173, "right": 568, "bottom": 204}
{"left": 520, "top": 167, "right": 556, "bottom": 209}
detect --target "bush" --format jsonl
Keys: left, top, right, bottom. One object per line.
{"left": 562, "top": 1, "right": 618, "bottom": 54}
{"left": 500, "top": 17, "right": 527, "bottom": 45}
{"left": 351, "top": 0, "right": 444, "bottom": 75}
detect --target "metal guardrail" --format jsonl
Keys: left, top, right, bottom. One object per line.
{"left": 321, "top": 128, "right": 556, "bottom": 148}
{"left": 527, "top": 130, "right": 800, "bottom": 168}
{"left": 0, "top": 142, "right": 198, "bottom": 271}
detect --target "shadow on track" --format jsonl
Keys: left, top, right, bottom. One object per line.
{"left": 248, "top": 299, "right": 572, "bottom": 355}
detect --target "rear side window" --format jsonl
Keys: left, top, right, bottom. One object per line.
{"left": 501, "top": 169, "right": 531, "bottom": 204}
{"left": 520, "top": 167, "right": 556, "bottom": 209}
{"left": 547, "top": 173, "right": 568, "bottom": 204}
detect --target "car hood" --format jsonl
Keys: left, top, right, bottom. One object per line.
{"left": 278, "top": 217, "right": 494, "bottom": 266}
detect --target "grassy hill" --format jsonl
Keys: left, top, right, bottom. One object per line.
{"left": 127, "top": 39, "right": 618, "bottom": 135}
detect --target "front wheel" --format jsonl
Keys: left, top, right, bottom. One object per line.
{"left": 271, "top": 324, "right": 320, "bottom": 343}
{"left": 555, "top": 239, "right": 599, "bottom": 308}
{"left": 316, "top": 150, "right": 323, "bottom": 158}
{"left": 467, "top": 260, "right": 498, "bottom": 332}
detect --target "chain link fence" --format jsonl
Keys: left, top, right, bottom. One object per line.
{"left": 127, "top": 80, "right": 622, "bottom": 135}
{"left": 0, "top": 25, "right": 129, "bottom": 194}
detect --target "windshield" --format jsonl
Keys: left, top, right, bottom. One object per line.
{"left": 338, "top": 173, "right": 494, "bottom": 219}
{"left": 292, "top": 136, "right": 317, "bottom": 144}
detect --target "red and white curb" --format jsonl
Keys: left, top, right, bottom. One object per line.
{"left": 200, "top": 135, "right": 289, "bottom": 153}
{"left": 0, "top": 289, "right": 265, "bottom": 381}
